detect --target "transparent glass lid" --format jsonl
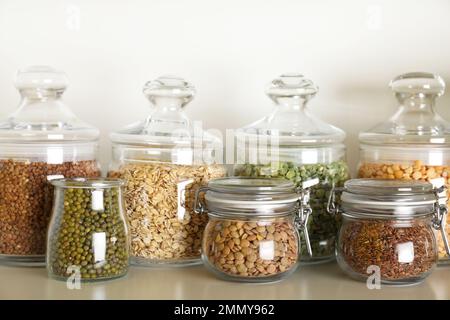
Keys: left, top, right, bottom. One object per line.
{"left": 344, "top": 179, "right": 434, "bottom": 197}
{"left": 360, "top": 72, "right": 450, "bottom": 146}
{"left": 207, "top": 176, "right": 296, "bottom": 194}
{"left": 204, "top": 177, "right": 300, "bottom": 217}
{"left": 341, "top": 179, "right": 438, "bottom": 218}
{"left": 236, "top": 73, "right": 345, "bottom": 146}
{"left": 0, "top": 66, "right": 99, "bottom": 143}
{"left": 110, "top": 75, "right": 219, "bottom": 148}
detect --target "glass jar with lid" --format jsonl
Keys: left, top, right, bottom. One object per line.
{"left": 0, "top": 66, "right": 101, "bottom": 266}
{"left": 234, "top": 73, "right": 350, "bottom": 264}
{"left": 108, "top": 76, "right": 226, "bottom": 266}
{"left": 47, "top": 178, "right": 129, "bottom": 282}
{"left": 195, "top": 177, "right": 314, "bottom": 283}
{"left": 358, "top": 72, "right": 450, "bottom": 263}
{"left": 330, "top": 179, "right": 449, "bottom": 285}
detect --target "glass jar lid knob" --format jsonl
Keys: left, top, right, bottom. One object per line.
{"left": 143, "top": 75, "right": 195, "bottom": 108}
{"left": 389, "top": 72, "right": 445, "bottom": 97}
{"left": 265, "top": 73, "right": 318, "bottom": 104}
{"left": 15, "top": 65, "right": 68, "bottom": 93}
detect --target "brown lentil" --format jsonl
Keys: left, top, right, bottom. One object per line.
{"left": 338, "top": 219, "right": 436, "bottom": 280}
{"left": 203, "top": 219, "right": 298, "bottom": 278}
{"left": 0, "top": 159, "right": 100, "bottom": 256}
{"left": 359, "top": 160, "right": 450, "bottom": 259}
{"left": 108, "top": 163, "right": 226, "bottom": 262}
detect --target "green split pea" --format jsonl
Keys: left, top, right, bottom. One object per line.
{"left": 234, "top": 160, "right": 350, "bottom": 262}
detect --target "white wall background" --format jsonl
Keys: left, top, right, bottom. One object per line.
{"left": 1, "top": 0, "right": 450, "bottom": 175}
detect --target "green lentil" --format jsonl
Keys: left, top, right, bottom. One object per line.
{"left": 48, "top": 186, "right": 129, "bottom": 281}
{"left": 234, "top": 160, "right": 350, "bottom": 262}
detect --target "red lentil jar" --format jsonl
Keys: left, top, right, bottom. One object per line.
{"left": 330, "top": 179, "right": 450, "bottom": 285}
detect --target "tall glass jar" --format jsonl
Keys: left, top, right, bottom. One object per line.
{"left": 108, "top": 76, "right": 226, "bottom": 266}
{"left": 47, "top": 178, "right": 129, "bottom": 282}
{"left": 0, "top": 66, "right": 100, "bottom": 266}
{"left": 330, "top": 179, "right": 449, "bottom": 285}
{"left": 234, "top": 74, "right": 350, "bottom": 264}
{"left": 195, "top": 177, "right": 313, "bottom": 283}
{"left": 358, "top": 72, "right": 450, "bottom": 264}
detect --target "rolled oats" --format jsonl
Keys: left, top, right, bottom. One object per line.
{"left": 109, "top": 162, "right": 226, "bottom": 263}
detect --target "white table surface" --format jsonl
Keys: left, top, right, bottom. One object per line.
{"left": 0, "top": 262, "right": 449, "bottom": 300}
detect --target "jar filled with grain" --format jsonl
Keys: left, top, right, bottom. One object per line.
{"left": 195, "top": 177, "right": 314, "bottom": 283}
{"left": 331, "top": 179, "right": 449, "bottom": 285}
{"left": 0, "top": 66, "right": 100, "bottom": 266}
{"left": 358, "top": 72, "right": 450, "bottom": 264}
{"left": 47, "top": 178, "right": 129, "bottom": 282}
{"left": 109, "top": 76, "right": 226, "bottom": 266}
{"left": 234, "top": 74, "right": 350, "bottom": 264}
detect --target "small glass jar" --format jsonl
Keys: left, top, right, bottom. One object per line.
{"left": 195, "top": 177, "right": 313, "bottom": 283}
{"left": 108, "top": 76, "right": 226, "bottom": 266}
{"left": 47, "top": 178, "right": 129, "bottom": 282}
{"left": 234, "top": 74, "right": 350, "bottom": 264}
{"left": 329, "top": 179, "right": 450, "bottom": 285}
{"left": 0, "top": 66, "right": 100, "bottom": 266}
{"left": 358, "top": 72, "right": 450, "bottom": 264}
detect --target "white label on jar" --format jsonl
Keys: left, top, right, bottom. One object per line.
{"left": 259, "top": 240, "right": 275, "bottom": 260}
{"left": 91, "top": 190, "right": 104, "bottom": 211}
{"left": 46, "top": 147, "right": 64, "bottom": 164}
{"left": 92, "top": 232, "right": 106, "bottom": 263}
{"left": 396, "top": 241, "right": 414, "bottom": 263}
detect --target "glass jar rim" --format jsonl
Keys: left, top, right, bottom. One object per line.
{"left": 341, "top": 209, "right": 434, "bottom": 220}
{"left": 50, "top": 177, "right": 124, "bottom": 189}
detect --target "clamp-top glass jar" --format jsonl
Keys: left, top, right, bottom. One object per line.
{"left": 358, "top": 72, "right": 450, "bottom": 263}
{"left": 0, "top": 66, "right": 100, "bottom": 266}
{"left": 330, "top": 179, "right": 450, "bottom": 285}
{"left": 195, "top": 177, "right": 314, "bottom": 283}
{"left": 108, "top": 76, "right": 226, "bottom": 266}
{"left": 234, "top": 74, "right": 350, "bottom": 264}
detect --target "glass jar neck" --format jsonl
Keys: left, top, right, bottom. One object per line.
{"left": 10, "top": 88, "right": 76, "bottom": 126}
{"left": 146, "top": 96, "right": 189, "bottom": 127}
{"left": 274, "top": 96, "right": 310, "bottom": 111}
{"left": 20, "top": 88, "right": 64, "bottom": 102}
{"left": 395, "top": 92, "right": 437, "bottom": 113}
{"left": 150, "top": 96, "right": 184, "bottom": 111}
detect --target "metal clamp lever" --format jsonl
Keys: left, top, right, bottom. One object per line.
{"left": 327, "top": 185, "right": 344, "bottom": 215}
{"left": 295, "top": 178, "right": 319, "bottom": 257}
{"left": 433, "top": 186, "right": 450, "bottom": 257}
{"left": 194, "top": 186, "right": 209, "bottom": 214}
